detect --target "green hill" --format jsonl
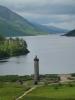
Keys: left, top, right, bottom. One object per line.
{"left": 0, "top": 5, "right": 68, "bottom": 37}
{"left": 0, "top": 5, "right": 48, "bottom": 37}
{"left": 64, "top": 29, "right": 75, "bottom": 36}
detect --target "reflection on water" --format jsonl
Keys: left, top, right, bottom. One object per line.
{"left": 0, "top": 35, "right": 75, "bottom": 75}
{"left": 0, "top": 60, "right": 8, "bottom": 63}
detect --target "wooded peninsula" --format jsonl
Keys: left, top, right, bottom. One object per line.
{"left": 0, "top": 35, "right": 29, "bottom": 59}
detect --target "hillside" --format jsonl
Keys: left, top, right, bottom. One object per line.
{"left": 64, "top": 29, "right": 75, "bottom": 36}
{"left": 32, "top": 23, "right": 68, "bottom": 34}
{"left": 46, "top": 25, "right": 67, "bottom": 33}
{"left": 0, "top": 5, "right": 49, "bottom": 36}
{"left": 0, "top": 5, "right": 67, "bottom": 37}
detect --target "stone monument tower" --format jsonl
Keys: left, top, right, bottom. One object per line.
{"left": 34, "top": 56, "right": 39, "bottom": 84}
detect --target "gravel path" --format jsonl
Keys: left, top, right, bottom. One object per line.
{"left": 16, "top": 86, "right": 37, "bottom": 100}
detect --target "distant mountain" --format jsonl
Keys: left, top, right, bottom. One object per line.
{"left": 31, "top": 23, "right": 67, "bottom": 33}
{"left": 46, "top": 25, "right": 68, "bottom": 33}
{"left": 0, "top": 5, "right": 68, "bottom": 37}
{"left": 63, "top": 29, "right": 75, "bottom": 36}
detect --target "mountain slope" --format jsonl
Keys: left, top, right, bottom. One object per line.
{"left": 32, "top": 23, "right": 68, "bottom": 33}
{"left": 64, "top": 29, "right": 75, "bottom": 36}
{"left": 0, "top": 5, "right": 68, "bottom": 37}
{"left": 0, "top": 5, "right": 48, "bottom": 36}
{"left": 46, "top": 25, "right": 68, "bottom": 33}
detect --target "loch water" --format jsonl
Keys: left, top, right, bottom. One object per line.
{"left": 0, "top": 35, "right": 75, "bottom": 75}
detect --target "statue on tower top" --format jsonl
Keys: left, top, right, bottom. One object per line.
{"left": 34, "top": 55, "right": 39, "bottom": 61}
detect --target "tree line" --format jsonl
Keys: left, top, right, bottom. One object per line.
{"left": 0, "top": 35, "right": 29, "bottom": 59}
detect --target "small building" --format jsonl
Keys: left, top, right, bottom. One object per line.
{"left": 59, "top": 74, "right": 71, "bottom": 82}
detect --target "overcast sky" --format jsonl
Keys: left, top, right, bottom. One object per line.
{"left": 0, "top": 0, "right": 75, "bottom": 29}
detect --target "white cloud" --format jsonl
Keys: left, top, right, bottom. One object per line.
{"left": 0, "top": 0, "right": 75, "bottom": 5}
{"left": 0, "top": 0, "right": 75, "bottom": 10}
{"left": 0, "top": 0, "right": 75, "bottom": 29}
{"left": 43, "top": 15, "right": 75, "bottom": 30}
{"left": 49, "top": 22, "right": 75, "bottom": 30}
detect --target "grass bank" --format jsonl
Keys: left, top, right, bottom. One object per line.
{"left": 21, "top": 84, "right": 75, "bottom": 100}
{"left": 0, "top": 82, "right": 29, "bottom": 100}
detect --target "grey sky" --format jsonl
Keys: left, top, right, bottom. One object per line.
{"left": 0, "top": 0, "right": 75, "bottom": 29}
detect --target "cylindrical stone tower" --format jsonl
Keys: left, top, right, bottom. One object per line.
{"left": 34, "top": 56, "right": 39, "bottom": 84}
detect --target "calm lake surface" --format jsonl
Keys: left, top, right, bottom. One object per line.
{"left": 0, "top": 35, "right": 75, "bottom": 75}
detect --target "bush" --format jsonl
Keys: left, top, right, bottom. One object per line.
{"left": 0, "top": 82, "right": 4, "bottom": 88}
{"left": 68, "top": 83, "right": 73, "bottom": 87}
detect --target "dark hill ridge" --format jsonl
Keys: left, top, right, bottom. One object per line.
{"left": 63, "top": 29, "right": 75, "bottom": 36}
{"left": 0, "top": 5, "right": 68, "bottom": 37}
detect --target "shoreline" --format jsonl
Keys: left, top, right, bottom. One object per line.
{"left": 0, "top": 52, "right": 29, "bottom": 61}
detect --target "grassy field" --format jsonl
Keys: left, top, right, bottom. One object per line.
{"left": 1, "top": 81, "right": 75, "bottom": 100}
{"left": 0, "top": 82, "right": 28, "bottom": 100}
{"left": 21, "top": 84, "right": 75, "bottom": 100}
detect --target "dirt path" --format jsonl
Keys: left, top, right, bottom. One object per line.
{"left": 16, "top": 86, "right": 37, "bottom": 100}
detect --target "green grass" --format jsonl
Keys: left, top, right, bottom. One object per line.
{"left": 21, "top": 84, "right": 75, "bottom": 100}
{"left": 1, "top": 82, "right": 75, "bottom": 100}
{"left": 0, "top": 82, "right": 27, "bottom": 100}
